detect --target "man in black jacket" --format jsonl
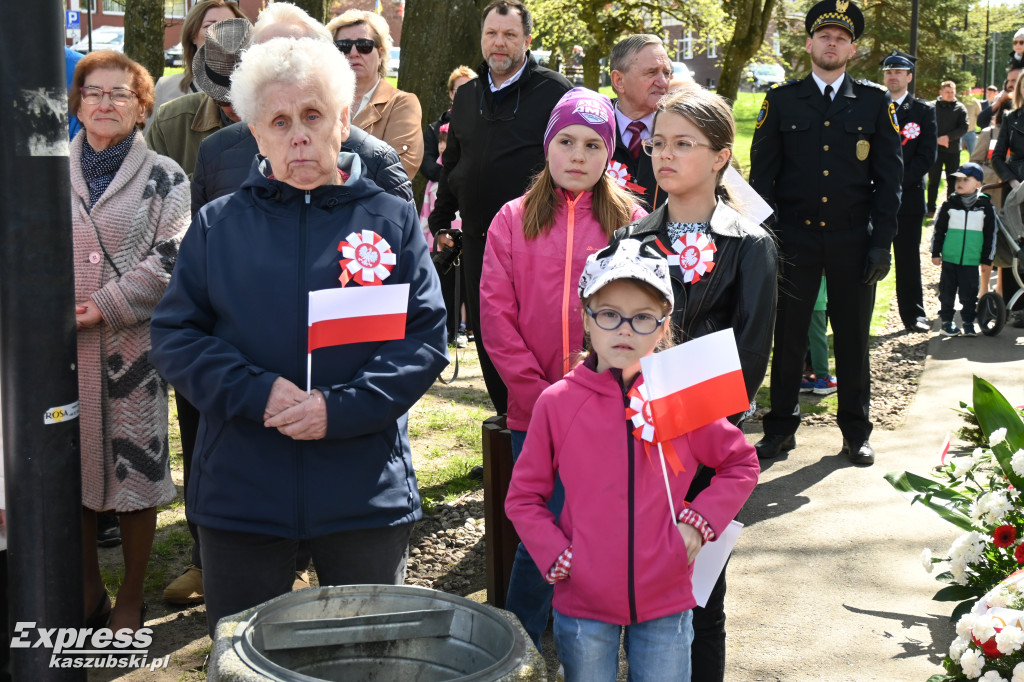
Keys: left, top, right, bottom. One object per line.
{"left": 882, "top": 50, "right": 937, "bottom": 332}
{"left": 926, "top": 80, "right": 969, "bottom": 215}
{"left": 607, "top": 34, "right": 671, "bottom": 210}
{"left": 428, "top": 0, "right": 571, "bottom": 415}
{"left": 749, "top": 0, "right": 903, "bottom": 467}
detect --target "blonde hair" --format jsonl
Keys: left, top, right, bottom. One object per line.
{"left": 326, "top": 10, "right": 392, "bottom": 79}
{"left": 447, "top": 65, "right": 477, "bottom": 94}
{"left": 1014, "top": 71, "right": 1024, "bottom": 110}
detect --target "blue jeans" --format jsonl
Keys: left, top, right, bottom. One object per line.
{"left": 505, "top": 429, "right": 564, "bottom": 652}
{"left": 554, "top": 609, "right": 693, "bottom": 682}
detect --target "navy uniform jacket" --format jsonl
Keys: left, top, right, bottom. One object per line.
{"left": 749, "top": 74, "right": 904, "bottom": 250}
{"left": 893, "top": 95, "right": 937, "bottom": 216}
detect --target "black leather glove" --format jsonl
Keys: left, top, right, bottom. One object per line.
{"left": 862, "top": 247, "right": 891, "bottom": 285}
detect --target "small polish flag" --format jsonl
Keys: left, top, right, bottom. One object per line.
{"left": 306, "top": 284, "right": 409, "bottom": 393}
{"left": 639, "top": 329, "right": 749, "bottom": 440}
{"left": 308, "top": 284, "right": 409, "bottom": 351}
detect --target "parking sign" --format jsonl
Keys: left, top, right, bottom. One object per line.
{"left": 66, "top": 11, "right": 80, "bottom": 29}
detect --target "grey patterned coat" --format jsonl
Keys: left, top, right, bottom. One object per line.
{"left": 70, "top": 131, "right": 189, "bottom": 511}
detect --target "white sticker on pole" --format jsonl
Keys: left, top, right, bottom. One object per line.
{"left": 43, "top": 401, "right": 80, "bottom": 425}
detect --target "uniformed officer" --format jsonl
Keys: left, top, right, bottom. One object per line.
{"left": 882, "top": 49, "right": 938, "bottom": 332}
{"left": 749, "top": 0, "right": 903, "bottom": 466}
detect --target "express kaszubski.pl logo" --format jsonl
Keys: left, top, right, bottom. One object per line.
{"left": 11, "top": 622, "right": 170, "bottom": 670}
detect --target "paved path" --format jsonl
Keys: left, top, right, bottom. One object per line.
{"left": 727, "top": 327, "right": 1024, "bottom": 680}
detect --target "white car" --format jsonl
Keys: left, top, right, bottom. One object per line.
{"left": 388, "top": 47, "right": 400, "bottom": 78}
{"left": 71, "top": 25, "right": 125, "bottom": 54}
{"left": 671, "top": 61, "right": 693, "bottom": 83}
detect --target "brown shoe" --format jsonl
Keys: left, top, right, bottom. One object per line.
{"left": 163, "top": 565, "right": 204, "bottom": 605}
{"left": 292, "top": 571, "right": 310, "bottom": 591}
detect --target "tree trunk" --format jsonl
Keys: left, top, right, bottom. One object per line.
{"left": 400, "top": 0, "right": 489, "bottom": 201}
{"left": 582, "top": 49, "right": 601, "bottom": 90}
{"left": 124, "top": 0, "right": 165, "bottom": 82}
{"left": 718, "top": 0, "right": 777, "bottom": 104}
{"left": 291, "top": 0, "right": 331, "bottom": 24}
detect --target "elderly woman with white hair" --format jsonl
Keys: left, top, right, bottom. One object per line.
{"left": 150, "top": 37, "right": 448, "bottom": 635}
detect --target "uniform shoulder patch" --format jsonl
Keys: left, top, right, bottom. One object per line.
{"left": 888, "top": 102, "right": 899, "bottom": 133}
{"left": 854, "top": 78, "right": 888, "bottom": 92}
{"left": 770, "top": 78, "right": 800, "bottom": 90}
{"left": 755, "top": 99, "right": 769, "bottom": 129}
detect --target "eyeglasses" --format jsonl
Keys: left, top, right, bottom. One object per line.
{"left": 80, "top": 86, "right": 137, "bottom": 106}
{"left": 641, "top": 137, "right": 714, "bottom": 158}
{"left": 585, "top": 307, "right": 666, "bottom": 335}
{"left": 335, "top": 39, "right": 377, "bottom": 55}
{"left": 479, "top": 85, "right": 520, "bottom": 122}
{"left": 1015, "top": 39, "right": 1024, "bottom": 45}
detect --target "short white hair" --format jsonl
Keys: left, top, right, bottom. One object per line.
{"left": 250, "top": 2, "right": 333, "bottom": 44}
{"left": 230, "top": 38, "right": 355, "bottom": 124}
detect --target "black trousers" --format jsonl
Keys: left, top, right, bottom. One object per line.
{"left": 684, "top": 464, "right": 729, "bottom": 681}
{"left": 174, "top": 391, "right": 203, "bottom": 567}
{"left": 763, "top": 226, "right": 875, "bottom": 444}
{"left": 199, "top": 523, "right": 412, "bottom": 638}
{"left": 938, "top": 262, "right": 980, "bottom": 323}
{"left": 462, "top": 233, "right": 508, "bottom": 414}
{"left": 893, "top": 212, "right": 926, "bottom": 326}
{"left": 927, "top": 148, "right": 961, "bottom": 211}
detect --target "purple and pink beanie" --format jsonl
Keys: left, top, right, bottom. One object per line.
{"left": 543, "top": 87, "right": 616, "bottom": 163}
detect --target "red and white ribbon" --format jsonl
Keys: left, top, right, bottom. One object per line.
{"left": 606, "top": 160, "right": 645, "bottom": 193}
{"left": 901, "top": 121, "right": 921, "bottom": 147}
{"left": 668, "top": 233, "right": 716, "bottom": 283}
{"left": 626, "top": 383, "right": 684, "bottom": 476}
{"left": 338, "top": 230, "right": 396, "bottom": 287}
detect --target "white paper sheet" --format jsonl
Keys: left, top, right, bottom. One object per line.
{"left": 691, "top": 519, "right": 743, "bottom": 607}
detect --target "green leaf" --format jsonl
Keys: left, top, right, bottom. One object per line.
{"left": 884, "top": 471, "right": 976, "bottom": 530}
{"left": 973, "top": 377, "right": 1024, "bottom": 489}
{"left": 926, "top": 675, "right": 955, "bottom": 682}
{"left": 933, "top": 584, "right": 981, "bottom": 602}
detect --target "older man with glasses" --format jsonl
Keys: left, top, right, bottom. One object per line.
{"left": 429, "top": 0, "right": 571, "bottom": 418}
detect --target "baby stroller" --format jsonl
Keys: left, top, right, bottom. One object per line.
{"left": 977, "top": 182, "right": 1024, "bottom": 336}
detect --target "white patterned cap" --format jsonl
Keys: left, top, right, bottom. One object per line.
{"left": 578, "top": 239, "right": 673, "bottom": 308}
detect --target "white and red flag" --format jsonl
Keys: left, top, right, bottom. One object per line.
{"left": 306, "top": 283, "right": 409, "bottom": 391}
{"left": 639, "top": 328, "right": 748, "bottom": 442}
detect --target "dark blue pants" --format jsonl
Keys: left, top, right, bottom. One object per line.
{"left": 938, "top": 261, "right": 980, "bottom": 323}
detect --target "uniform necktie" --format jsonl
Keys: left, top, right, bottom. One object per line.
{"left": 823, "top": 84, "right": 833, "bottom": 110}
{"left": 627, "top": 120, "right": 646, "bottom": 160}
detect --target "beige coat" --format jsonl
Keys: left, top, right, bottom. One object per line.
{"left": 352, "top": 78, "right": 423, "bottom": 179}
{"left": 70, "top": 132, "right": 190, "bottom": 511}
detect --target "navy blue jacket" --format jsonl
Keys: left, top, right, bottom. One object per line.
{"left": 150, "top": 154, "right": 448, "bottom": 538}
{"left": 191, "top": 122, "right": 413, "bottom": 215}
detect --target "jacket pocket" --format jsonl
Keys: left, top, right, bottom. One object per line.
{"left": 780, "top": 118, "right": 810, "bottom": 133}
{"left": 844, "top": 120, "right": 876, "bottom": 135}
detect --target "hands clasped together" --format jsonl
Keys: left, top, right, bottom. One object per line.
{"left": 263, "top": 376, "right": 328, "bottom": 440}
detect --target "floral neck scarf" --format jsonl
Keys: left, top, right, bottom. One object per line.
{"left": 666, "top": 220, "right": 710, "bottom": 245}
{"left": 81, "top": 129, "right": 136, "bottom": 208}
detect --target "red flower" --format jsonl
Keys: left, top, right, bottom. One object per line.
{"left": 974, "top": 633, "right": 1004, "bottom": 658}
{"left": 1015, "top": 544, "right": 1024, "bottom": 564}
{"left": 995, "top": 525, "right": 1017, "bottom": 548}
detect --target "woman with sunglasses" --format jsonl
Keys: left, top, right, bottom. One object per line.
{"left": 326, "top": 10, "right": 423, "bottom": 179}
{"left": 69, "top": 51, "right": 190, "bottom": 636}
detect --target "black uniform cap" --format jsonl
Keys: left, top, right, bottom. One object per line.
{"left": 881, "top": 49, "right": 916, "bottom": 71}
{"left": 805, "top": 0, "right": 865, "bottom": 41}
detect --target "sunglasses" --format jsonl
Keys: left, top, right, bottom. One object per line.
{"left": 335, "top": 39, "right": 377, "bottom": 55}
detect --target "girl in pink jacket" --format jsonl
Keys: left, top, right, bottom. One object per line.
{"left": 480, "top": 87, "right": 646, "bottom": 649}
{"left": 505, "top": 239, "right": 759, "bottom": 681}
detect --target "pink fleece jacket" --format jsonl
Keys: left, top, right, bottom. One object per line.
{"left": 505, "top": 360, "right": 760, "bottom": 625}
{"left": 480, "top": 191, "right": 646, "bottom": 431}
